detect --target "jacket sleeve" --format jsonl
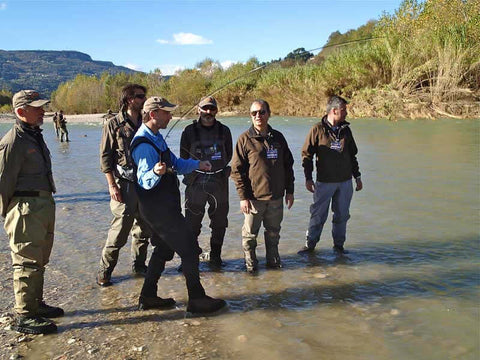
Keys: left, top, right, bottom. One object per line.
{"left": 224, "top": 126, "right": 233, "bottom": 165}
{"left": 348, "top": 129, "right": 361, "bottom": 178}
{"left": 282, "top": 134, "right": 295, "bottom": 195}
{"left": 0, "top": 140, "right": 22, "bottom": 218}
{"left": 100, "top": 119, "right": 116, "bottom": 173}
{"left": 179, "top": 126, "right": 190, "bottom": 160}
{"left": 230, "top": 135, "right": 252, "bottom": 200}
{"left": 301, "top": 124, "right": 319, "bottom": 181}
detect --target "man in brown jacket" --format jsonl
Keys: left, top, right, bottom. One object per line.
{"left": 97, "top": 84, "right": 150, "bottom": 286}
{"left": 231, "top": 99, "right": 294, "bottom": 273}
{"left": 0, "top": 90, "right": 63, "bottom": 334}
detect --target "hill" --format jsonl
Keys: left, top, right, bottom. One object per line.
{"left": 0, "top": 50, "right": 139, "bottom": 96}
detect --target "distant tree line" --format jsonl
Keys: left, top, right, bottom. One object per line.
{"left": 3, "top": 0, "right": 479, "bottom": 119}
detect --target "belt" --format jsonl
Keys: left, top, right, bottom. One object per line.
{"left": 13, "top": 190, "right": 52, "bottom": 197}
{"left": 194, "top": 169, "right": 224, "bottom": 175}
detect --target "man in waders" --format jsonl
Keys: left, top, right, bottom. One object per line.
{"left": 298, "top": 95, "right": 362, "bottom": 255}
{"left": 0, "top": 90, "right": 63, "bottom": 334}
{"left": 131, "top": 96, "right": 226, "bottom": 313}
{"left": 57, "top": 110, "right": 69, "bottom": 142}
{"left": 97, "top": 84, "right": 150, "bottom": 286}
{"left": 231, "top": 99, "right": 295, "bottom": 273}
{"left": 180, "top": 96, "right": 232, "bottom": 268}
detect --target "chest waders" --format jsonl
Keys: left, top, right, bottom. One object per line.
{"left": 130, "top": 136, "right": 206, "bottom": 300}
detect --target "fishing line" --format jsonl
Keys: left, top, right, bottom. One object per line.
{"left": 164, "top": 36, "right": 381, "bottom": 139}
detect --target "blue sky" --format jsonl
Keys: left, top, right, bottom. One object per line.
{"left": 0, "top": 0, "right": 403, "bottom": 75}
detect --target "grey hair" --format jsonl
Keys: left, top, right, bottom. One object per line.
{"left": 251, "top": 99, "right": 271, "bottom": 115}
{"left": 326, "top": 95, "right": 348, "bottom": 113}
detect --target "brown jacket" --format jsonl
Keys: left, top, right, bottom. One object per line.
{"left": 231, "top": 125, "right": 294, "bottom": 201}
{"left": 0, "top": 122, "right": 56, "bottom": 218}
{"left": 100, "top": 111, "right": 141, "bottom": 177}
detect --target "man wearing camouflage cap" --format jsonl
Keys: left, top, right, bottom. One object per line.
{"left": 180, "top": 96, "right": 232, "bottom": 268}
{"left": 0, "top": 90, "right": 63, "bottom": 334}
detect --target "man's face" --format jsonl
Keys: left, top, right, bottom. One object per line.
{"left": 250, "top": 102, "right": 269, "bottom": 132}
{"left": 199, "top": 105, "right": 217, "bottom": 125}
{"left": 152, "top": 108, "right": 172, "bottom": 129}
{"left": 21, "top": 105, "right": 45, "bottom": 127}
{"left": 333, "top": 105, "right": 348, "bottom": 123}
{"left": 129, "top": 89, "right": 146, "bottom": 112}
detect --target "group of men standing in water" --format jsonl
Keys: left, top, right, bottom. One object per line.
{"left": 0, "top": 84, "right": 362, "bottom": 334}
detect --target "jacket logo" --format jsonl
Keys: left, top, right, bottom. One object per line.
{"left": 27, "top": 148, "right": 37, "bottom": 154}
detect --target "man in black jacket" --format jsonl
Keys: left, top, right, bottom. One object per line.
{"left": 299, "top": 95, "right": 363, "bottom": 254}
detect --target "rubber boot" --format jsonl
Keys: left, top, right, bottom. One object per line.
{"left": 243, "top": 249, "right": 258, "bottom": 273}
{"left": 265, "top": 245, "right": 282, "bottom": 269}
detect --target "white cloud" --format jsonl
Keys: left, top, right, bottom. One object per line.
{"left": 154, "top": 64, "right": 185, "bottom": 76}
{"left": 0, "top": 3, "right": 7, "bottom": 10}
{"left": 221, "top": 60, "right": 235, "bottom": 70}
{"left": 125, "top": 63, "right": 142, "bottom": 71}
{"left": 156, "top": 32, "right": 213, "bottom": 45}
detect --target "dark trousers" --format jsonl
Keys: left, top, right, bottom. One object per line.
{"left": 185, "top": 175, "right": 228, "bottom": 256}
{"left": 139, "top": 200, "right": 206, "bottom": 300}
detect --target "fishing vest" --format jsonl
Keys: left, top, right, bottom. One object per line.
{"left": 112, "top": 113, "right": 141, "bottom": 182}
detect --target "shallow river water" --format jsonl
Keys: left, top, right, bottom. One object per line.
{"left": 0, "top": 117, "right": 478, "bottom": 359}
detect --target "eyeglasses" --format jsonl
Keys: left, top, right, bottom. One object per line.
{"left": 134, "top": 93, "right": 146, "bottom": 99}
{"left": 250, "top": 110, "right": 267, "bottom": 116}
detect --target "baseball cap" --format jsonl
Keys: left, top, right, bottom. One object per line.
{"left": 13, "top": 90, "right": 50, "bottom": 109}
{"left": 143, "top": 96, "right": 177, "bottom": 113}
{"left": 198, "top": 96, "right": 217, "bottom": 109}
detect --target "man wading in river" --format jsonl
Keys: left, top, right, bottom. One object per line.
{"left": 131, "top": 96, "right": 226, "bottom": 313}
{"left": 180, "top": 96, "right": 233, "bottom": 269}
{"left": 97, "top": 84, "right": 151, "bottom": 286}
{"left": 298, "top": 95, "right": 362, "bottom": 255}
{"left": 0, "top": 90, "right": 63, "bottom": 334}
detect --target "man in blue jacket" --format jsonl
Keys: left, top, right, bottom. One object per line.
{"left": 131, "top": 96, "right": 226, "bottom": 314}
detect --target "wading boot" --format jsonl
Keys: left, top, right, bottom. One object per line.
{"left": 37, "top": 301, "right": 64, "bottom": 318}
{"left": 266, "top": 246, "right": 282, "bottom": 269}
{"left": 333, "top": 245, "right": 349, "bottom": 254}
{"left": 244, "top": 250, "right": 258, "bottom": 274}
{"left": 209, "top": 243, "right": 225, "bottom": 269}
{"left": 11, "top": 315, "right": 57, "bottom": 335}
{"left": 96, "top": 269, "right": 112, "bottom": 287}
{"left": 132, "top": 263, "right": 148, "bottom": 277}
{"left": 187, "top": 295, "right": 227, "bottom": 314}
{"left": 297, "top": 241, "right": 316, "bottom": 255}
{"left": 138, "top": 295, "right": 176, "bottom": 310}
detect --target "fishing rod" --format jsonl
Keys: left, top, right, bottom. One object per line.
{"left": 164, "top": 36, "right": 381, "bottom": 139}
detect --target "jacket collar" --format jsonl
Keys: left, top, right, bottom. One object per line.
{"left": 247, "top": 124, "right": 273, "bottom": 139}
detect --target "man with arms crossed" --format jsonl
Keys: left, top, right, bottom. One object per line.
{"left": 97, "top": 84, "right": 150, "bottom": 286}
{"left": 298, "top": 95, "right": 362, "bottom": 255}
{"left": 0, "top": 90, "right": 63, "bottom": 334}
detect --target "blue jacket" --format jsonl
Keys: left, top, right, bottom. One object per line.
{"left": 131, "top": 123, "right": 199, "bottom": 190}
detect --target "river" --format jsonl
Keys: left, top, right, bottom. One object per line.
{"left": 0, "top": 117, "right": 478, "bottom": 359}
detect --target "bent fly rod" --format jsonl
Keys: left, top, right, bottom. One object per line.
{"left": 164, "top": 36, "right": 381, "bottom": 139}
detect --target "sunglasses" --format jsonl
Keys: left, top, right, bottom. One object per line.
{"left": 134, "top": 93, "right": 146, "bottom": 99}
{"left": 201, "top": 105, "right": 217, "bottom": 111}
{"left": 250, "top": 110, "right": 267, "bottom": 116}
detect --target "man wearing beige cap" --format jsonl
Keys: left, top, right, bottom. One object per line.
{"left": 0, "top": 90, "right": 63, "bottom": 334}
{"left": 130, "top": 96, "right": 226, "bottom": 314}
{"left": 97, "top": 83, "right": 150, "bottom": 286}
{"left": 180, "top": 96, "right": 232, "bottom": 268}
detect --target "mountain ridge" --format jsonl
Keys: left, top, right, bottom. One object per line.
{"left": 0, "top": 50, "right": 139, "bottom": 96}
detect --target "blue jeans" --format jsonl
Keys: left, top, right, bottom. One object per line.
{"left": 306, "top": 179, "right": 353, "bottom": 248}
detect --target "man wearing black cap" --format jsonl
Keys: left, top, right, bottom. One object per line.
{"left": 0, "top": 90, "right": 63, "bottom": 334}
{"left": 180, "top": 96, "right": 232, "bottom": 268}
{"left": 131, "top": 96, "right": 226, "bottom": 314}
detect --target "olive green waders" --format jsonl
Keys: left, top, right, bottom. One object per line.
{"left": 4, "top": 192, "right": 55, "bottom": 316}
